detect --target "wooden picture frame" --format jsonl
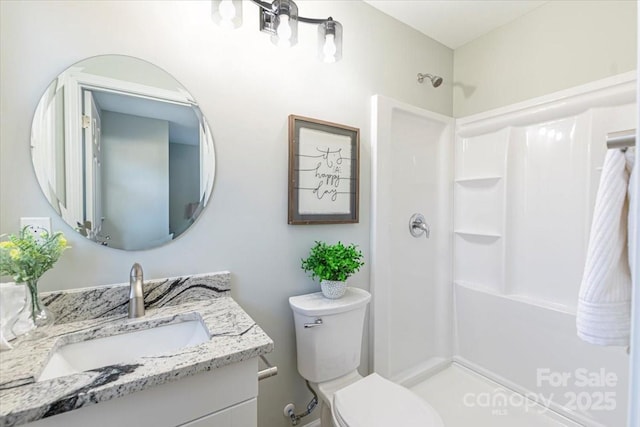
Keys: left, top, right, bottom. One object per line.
{"left": 288, "top": 115, "right": 360, "bottom": 224}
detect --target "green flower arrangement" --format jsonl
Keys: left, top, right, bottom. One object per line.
{"left": 0, "top": 227, "right": 69, "bottom": 333}
{"left": 301, "top": 241, "right": 364, "bottom": 282}
{"left": 0, "top": 227, "right": 69, "bottom": 283}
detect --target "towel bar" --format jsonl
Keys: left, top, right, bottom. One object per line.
{"left": 606, "top": 129, "right": 635, "bottom": 150}
{"left": 258, "top": 355, "right": 278, "bottom": 381}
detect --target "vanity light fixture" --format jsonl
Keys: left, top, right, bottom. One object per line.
{"left": 212, "top": 0, "right": 343, "bottom": 63}
{"left": 211, "top": 0, "right": 243, "bottom": 29}
{"left": 317, "top": 18, "right": 342, "bottom": 63}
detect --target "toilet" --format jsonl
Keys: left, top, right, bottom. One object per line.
{"left": 289, "top": 288, "right": 444, "bottom": 427}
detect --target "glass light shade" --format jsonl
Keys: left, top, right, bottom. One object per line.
{"left": 270, "top": 0, "right": 298, "bottom": 48}
{"left": 212, "top": 0, "right": 243, "bottom": 29}
{"left": 317, "top": 20, "right": 343, "bottom": 63}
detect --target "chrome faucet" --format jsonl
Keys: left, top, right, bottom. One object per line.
{"left": 129, "top": 263, "right": 145, "bottom": 318}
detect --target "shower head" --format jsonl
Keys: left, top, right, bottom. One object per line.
{"left": 417, "top": 73, "right": 443, "bottom": 88}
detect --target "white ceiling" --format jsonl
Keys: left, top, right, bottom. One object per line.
{"left": 363, "top": 0, "right": 548, "bottom": 49}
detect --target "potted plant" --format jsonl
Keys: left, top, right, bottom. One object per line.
{"left": 301, "top": 241, "right": 364, "bottom": 299}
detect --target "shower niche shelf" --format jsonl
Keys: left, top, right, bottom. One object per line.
{"left": 454, "top": 280, "right": 503, "bottom": 296}
{"left": 454, "top": 129, "right": 509, "bottom": 299}
{"left": 454, "top": 230, "right": 501, "bottom": 239}
{"left": 454, "top": 176, "right": 502, "bottom": 185}
{"left": 453, "top": 232, "right": 504, "bottom": 292}
{"left": 453, "top": 179, "right": 504, "bottom": 233}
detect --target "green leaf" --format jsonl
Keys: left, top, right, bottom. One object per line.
{"left": 0, "top": 228, "right": 69, "bottom": 283}
{"left": 300, "top": 241, "right": 364, "bottom": 282}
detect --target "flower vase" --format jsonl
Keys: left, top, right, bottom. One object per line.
{"left": 11, "top": 280, "right": 55, "bottom": 340}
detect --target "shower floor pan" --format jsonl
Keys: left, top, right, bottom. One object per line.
{"left": 410, "top": 364, "right": 583, "bottom": 427}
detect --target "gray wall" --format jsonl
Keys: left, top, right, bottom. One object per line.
{"left": 101, "top": 111, "right": 170, "bottom": 250}
{"left": 0, "top": 1, "right": 452, "bottom": 426}
{"left": 453, "top": 0, "right": 637, "bottom": 117}
{"left": 169, "top": 142, "right": 199, "bottom": 237}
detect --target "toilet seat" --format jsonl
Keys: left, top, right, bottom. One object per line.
{"left": 333, "top": 373, "right": 444, "bottom": 427}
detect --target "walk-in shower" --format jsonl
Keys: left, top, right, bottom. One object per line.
{"left": 371, "top": 71, "right": 636, "bottom": 427}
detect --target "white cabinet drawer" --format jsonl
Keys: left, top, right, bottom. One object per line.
{"left": 179, "top": 399, "right": 256, "bottom": 427}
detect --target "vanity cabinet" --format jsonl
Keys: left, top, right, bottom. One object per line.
{"left": 28, "top": 358, "right": 258, "bottom": 427}
{"left": 2, "top": 273, "right": 274, "bottom": 427}
{"left": 179, "top": 399, "right": 256, "bottom": 427}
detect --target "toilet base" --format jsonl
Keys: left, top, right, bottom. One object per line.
{"left": 308, "top": 371, "right": 363, "bottom": 427}
{"left": 319, "top": 399, "right": 335, "bottom": 427}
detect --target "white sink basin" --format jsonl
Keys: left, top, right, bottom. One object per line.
{"left": 38, "top": 319, "right": 209, "bottom": 381}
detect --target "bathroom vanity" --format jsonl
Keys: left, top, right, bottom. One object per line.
{"left": 0, "top": 272, "right": 273, "bottom": 427}
{"left": 0, "top": 54, "right": 276, "bottom": 427}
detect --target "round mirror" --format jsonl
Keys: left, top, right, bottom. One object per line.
{"left": 30, "top": 55, "right": 215, "bottom": 250}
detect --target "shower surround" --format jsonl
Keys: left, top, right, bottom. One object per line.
{"left": 371, "top": 71, "right": 635, "bottom": 427}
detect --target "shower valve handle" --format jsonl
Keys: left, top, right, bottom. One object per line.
{"left": 409, "top": 213, "right": 430, "bottom": 239}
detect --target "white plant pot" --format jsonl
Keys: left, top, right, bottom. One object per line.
{"left": 320, "top": 280, "right": 347, "bottom": 299}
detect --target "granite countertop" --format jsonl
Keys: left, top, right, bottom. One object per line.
{"left": 0, "top": 272, "right": 273, "bottom": 427}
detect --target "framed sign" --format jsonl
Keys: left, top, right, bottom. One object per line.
{"left": 288, "top": 115, "right": 359, "bottom": 224}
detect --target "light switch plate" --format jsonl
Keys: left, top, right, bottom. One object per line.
{"left": 19, "top": 217, "right": 52, "bottom": 240}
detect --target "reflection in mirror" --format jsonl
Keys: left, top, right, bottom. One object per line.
{"left": 31, "top": 55, "right": 215, "bottom": 250}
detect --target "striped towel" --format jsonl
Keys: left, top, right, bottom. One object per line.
{"left": 577, "top": 148, "right": 635, "bottom": 346}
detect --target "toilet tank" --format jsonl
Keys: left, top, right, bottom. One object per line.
{"left": 289, "top": 288, "right": 371, "bottom": 383}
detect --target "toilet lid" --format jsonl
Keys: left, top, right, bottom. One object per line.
{"left": 333, "top": 373, "right": 444, "bottom": 427}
